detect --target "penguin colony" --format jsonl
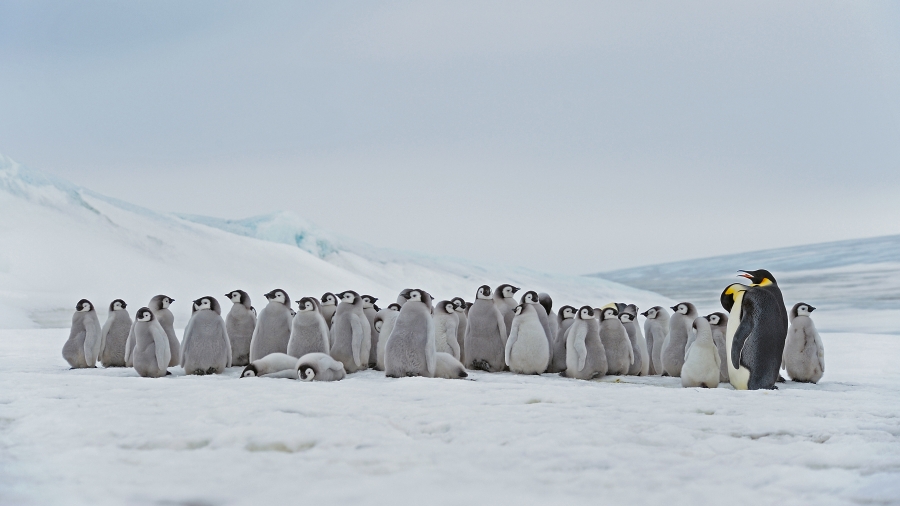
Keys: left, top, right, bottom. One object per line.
{"left": 61, "top": 269, "right": 823, "bottom": 390}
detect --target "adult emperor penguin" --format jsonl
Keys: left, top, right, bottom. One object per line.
{"left": 320, "top": 292, "right": 338, "bottom": 328}
{"left": 433, "top": 300, "right": 461, "bottom": 359}
{"left": 783, "top": 303, "right": 824, "bottom": 383}
{"left": 661, "top": 302, "right": 697, "bottom": 377}
{"left": 493, "top": 284, "right": 520, "bottom": 336}
{"left": 641, "top": 306, "right": 669, "bottom": 375}
{"left": 361, "top": 295, "right": 380, "bottom": 366}
{"left": 181, "top": 296, "right": 232, "bottom": 375}
{"left": 506, "top": 304, "right": 550, "bottom": 374}
{"left": 548, "top": 306, "right": 576, "bottom": 374}
{"left": 287, "top": 297, "right": 331, "bottom": 358}
{"left": 464, "top": 285, "right": 508, "bottom": 372}
{"left": 564, "top": 306, "right": 608, "bottom": 380}
{"left": 330, "top": 290, "right": 370, "bottom": 373}
{"left": 706, "top": 312, "right": 730, "bottom": 382}
{"left": 385, "top": 289, "right": 436, "bottom": 378}
{"left": 538, "top": 293, "right": 559, "bottom": 350}
{"left": 241, "top": 352, "right": 299, "bottom": 378}
{"left": 297, "top": 352, "right": 346, "bottom": 381}
{"left": 248, "top": 289, "right": 293, "bottom": 362}
{"left": 374, "top": 303, "right": 402, "bottom": 371}
{"left": 598, "top": 305, "right": 633, "bottom": 376}
{"left": 681, "top": 317, "right": 721, "bottom": 388}
{"left": 620, "top": 304, "right": 649, "bottom": 376}
{"left": 720, "top": 269, "right": 789, "bottom": 390}
{"left": 225, "top": 290, "right": 256, "bottom": 366}
{"left": 434, "top": 352, "right": 468, "bottom": 379}
{"left": 62, "top": 299, "right": 102, "bottom": 368}
{"left": 99, "top": 299, "right": 132, "bottom": 367}
{"left": 451, "top": 297, "right": 468, "bottom": 363}
{"left": 131, "top": 307, "right": 171, "bottom": 378}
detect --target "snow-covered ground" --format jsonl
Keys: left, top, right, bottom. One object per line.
{"left": 1, "top": 329, "right": 898, "bottom": 505}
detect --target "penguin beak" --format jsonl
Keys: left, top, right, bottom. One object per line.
{"left": 737, "top": 271, "right": 753, "bottom": 280}
{"left": 670, "top": 305, "right": 678, "bottom": 311}
{"left": 640, "top": 311, "right": 649, "bottom": 317}
{"left": 808, "top": 306, "right": 816, "bottom": 312}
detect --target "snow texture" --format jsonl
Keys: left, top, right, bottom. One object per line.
{"left": 1, "top": 329, "right": 899, "bottom": 505}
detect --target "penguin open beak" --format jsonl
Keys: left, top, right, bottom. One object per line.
{"left": 737, "top": 270, "right": 753, "bottom": 280}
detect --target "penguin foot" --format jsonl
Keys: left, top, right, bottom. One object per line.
{"left": 661, "top": 372, "right": 669, "bottom": 377}
{"left": 193, "top": 369, "right": 207, "bottom": 376}
{"left": 458, "top": 371, "right": 468, "bottom": 378}
{"left": 165, "top": 371, "right": 172, "bottom": 376}
{"left": 206, "top": 367, "right": 217, "bottom": 375}
{"left": 777, "top": 375, "right": 786, "bottom": 383}
{"left": 558, "top": 371, "right": 567, "bottom": 377}
{"left": 471, "top": 360, "right": 491, "bottom": 372}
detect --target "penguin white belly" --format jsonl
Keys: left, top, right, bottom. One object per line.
{"left": 726, "top": 292, "right": 751, "bottom": 390}
{"left": 681, "top": 342, "right": 720, "bottom": 388}
{"left": 507, "top": 320, "right": 550, "bottom": 374}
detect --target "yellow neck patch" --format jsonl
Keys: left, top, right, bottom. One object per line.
{"left": 753, "top": 278, "right": 773, "bottom": 287}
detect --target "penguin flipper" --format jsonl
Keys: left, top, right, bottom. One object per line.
{"left": 83, "top": 316, "right": 102, "bottom": 365}
{"left": 568, "top": 324, "right": 587, "bottom": 372}
{"left": 349, "top": 314, "right": 364, "bottom": 367}
{"left": 493, "top": 306, "right": 508, "bottom": 348}
{"left": 151, "top": 323, "right": 170, "bottom": 372}
{"left": 731, "top": 317, "right": 753, "bottom": 371}
{"left": 220, "top": 318, "right": 232, "bottom": 368}
{"left": 426, "top": 313, "right": 436, "bottom": 376}
{"left": 99, "top": 313, "right": 113, "bottom": 361}
{"left": 505, "top": 319, "right": 520, "bottom": 366}
{"left": 124, "top": 321, "right": 136, "bottom": 366}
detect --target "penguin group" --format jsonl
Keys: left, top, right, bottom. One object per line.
{"left": 61, "top": 269, "right": 825, "bottom": 390}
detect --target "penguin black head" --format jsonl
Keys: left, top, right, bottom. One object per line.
{"left": 192, "top": 296, "right": 221, "bottom": 314}
{"left": 296, "top": 297, "right": 318, "bottom": 312}
{"left": 670, "top": 303, "right": 694, "bottom": 316}
{"left": 538, "top": 293, "right": 553, "bottom": 316}
{"left": 361, "top": 295, "right": 378, "bottom": 308}
{"left": 496, "top": 284, "right": 520, "bottom": 299}
{"left": 599, "top": 306, "right": 618, "bottom": 321}
{"left": 135, "top": 307, "right": 154, "bottom": 321}
{"left": 558, "top": 305, "right": 576, "bottom": 319}
{"left": 791, "top": 302, "right": 816, "bottom": 319}
{"left": 577, "top": 306, "right": 594, "bottom": 320}
{"left": 150, "top": 295, "right": 174, "bottom": 310}
{"left": 404, "top": 289, "right": 432, "bottom": 306}
{"left": 436, "top": 300, "right": 455, "bottom": 314}
{"left": 619, "top": 304, "right": 638, "bottom": 323}
{"left": 388, "top": 303, "right": 401, "bottom": 312}
{"left": 298, "top": 364, "right": 318, "bottom": 381}
{"left": 720, "top": 284, "right": 748, "bottom": 312}
{"left": 337, "top": 291, "right": 359, "bottom": 304}
{"left": 476, "top": 285, "right": 492, "bottom": 299}
{"left": 615, "top": 303, "right": 627, "bottom": 313}
{"left": 240, "top": 364, "right": 258, "bottom": 378}
{"left": 738, "top": 269, "right": 778, "bottom": 286}
{"left": 520, "top": 291, "right": 539, "bottom": 305}
{"left": 374, "top": 317, "right": 384, "bottom": 334}
{"left": 704, "top": 312, "right": 728, "bottom": 326}
{"left": 321, "top": 292, "right": 337, "bottom": 306}
{"left": 226, "top": 290, "right": 251, "bottom": 308}
{"left": 398, "top": 288, "right": 413, "bottom": 301}
{"left": 451, "top": 297, "right": 467, "bottom": 311}
{"left": 109, "top": 299, "right": 127, "bottom": 311}
{"left": 76, "top": 299, "right": 93, "bottom": 312}
{"left": 265, "top": 289, "right": 290, "bottom": 305}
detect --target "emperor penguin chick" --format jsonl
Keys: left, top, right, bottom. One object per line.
{"left": 681, "top": 317, "right": 721, "bottom": 388}
{"left": 505, "top": 303, "right": 550, "bottom": 374}
{"left": 330, "top": 290, "right": 371, "bottom": 373}
{"left": 433, "top": 300, "right": 461, "bottom": 360}
{"left": 385, "top": 289, "right": 436, "bottom": 378}
{"left": 548, "top": 306, "right": 576, "bottom": 374}
{"left": 131, "top": 307, "right": 171, "bottom": 378}
{"left": 564, "top": 306, "right": 608, "bottom": 380}
{"left": 241, "top": 352, "right": 299, "bottom": 379}
{"left": 434, "top": 352, "right": 468, "bottom": 379}
{"left": 297, "top": 352, "right": 346, "bottom": 382}
{"left": 287, "top": 297, "right": 331, "bottom": 358}
{"left": 642, "top": 306, "right": 670, "bottom": 375}
{"left": 374, "top": 303, "right": 401, "bottom": 371}
{"left": 464, "top": 285, "right": 508, "bottom": 372}
{"left": 149, "top": 295, "right": 180, "bottom": 367}
{"left": 706, "top": 312, "right": 730, "bottom": 382}
{"left": 493, "top": 284, "right": 520, "bottom": 336}
{"left": 451, "top": 297, "right": 468, "bottom": 363}
{"left": 520, "top": 291, "right": 553, "bottom": 360}
{"left": 620, "top": 305, "right": 649, "bottom": 376}
{"left": 249, "top": 289, "right": 293, "bottom": 362}
{"left": 783, "top": 303, "right": 824, "bottom": 383}
{"left": 320, "top": 292, "right": 338, "bottom": 328}
{"left": 661, "top": 302, "right": 697, "bottom": 377}
{"left": 361, "top": 295, "right": 379, "bottom": 367}
{"left": 598, "top": 305, "right": 634, "bottom": 376}
{"left": 62, "top": 299, "right": 102, "bottom": 368}
{"left": 181, "top": 296, "right": 232, "bottom": 375}
{"left": 225, "top": 290, "right": 256, "bottom": 366}
{"left": 538, "top": 293, "right": 559, "bottom": 351}
{"left": 99, "top": 299, "right": 131, "bottom": 368}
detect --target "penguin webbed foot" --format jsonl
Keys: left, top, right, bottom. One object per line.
{"left": 777, "top": 375, "right": 786, "bottom": 383}
{"left": 206, "top": 367, "right": 217, "bottom": 375}
{"left": 165, "top": 371, "right": 172, "bottom": 376}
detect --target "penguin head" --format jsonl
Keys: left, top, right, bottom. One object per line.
{"left": 374, "top": 318, "right": 384, "bottom": 334}
{"left": 290, "top": 309, "right": 297, "bottom": 317}
{"left": 299, "top": 365, "right": 316, "bottom": 381}
{"left": 151, "top": 295, "right": 174, "bottom": 310}
{"left": 738, "top": 269, "right": 777, "bottom": 286}
{"left": 496, "top": 284, "right": 520, "bottom": 299}
{"left": 559, "top": 306, "right": 576, "bottom": 319}
{"left": 476, "top": 285, "right": 492, "bottom": 300}
{"left": 537, "top": 293, "right": 553, "bottom": 316}
{"left": 435, "top": 301, "right": 454, "bottom": 314}
{"left": 265, "top": 289, "right": 289, "bottom": 305}
{"left": 338, "top": 291, "right": 359, "bottom": 304}
{"left": 321, "top": 292, "right": 337, "bottom": 306}
{"left": 451, "top": 297, "right": 467, "bottom": 312}
{"left": 791, "top": 303, "right": 816, "bottom": 319}
{"left": 240, "top": 364, "right": 258, "bottom": 378}
{"left": 513, "top": 304, "right": 524, "bottom": 316}
{"left": 250, "top": 307, "right": 257, "bottom": 317}
{"left": 296, "top": 297, "right": 318, "bottom": 312}
{"left": 670, "top": 303, "right": 693, "bottom": 315}
{"left": 76, "top": 299, "right": 93, "bottom": 312}
{"left": 388, "top": 303, "right": 401, "bottom": 312}
{"left": 192, "top": 297, "right": 213, "bottom": 312}
{"left": 691, "top": 316, "right": 710, "bottom": 333}
{"left": 520, "top": 291, "right": 539, "bottom": 305}
{"left": 361, "top": 295, "right": 378, "bottom": 309}
{"left": 405, "top": 289, "right": 424, "bottom": 304}
{"left": 109, "top": 299, "right": 127, "bottom": 311}
{"left": 619, "top": 312, "right": 633, "bottom": 323}
{"left": 136, "top": 307, "right": 153, "bottom": 322}
{"left": 705, "top": 312, "right": 728, "bottom": 326}
{"left": 226, "top": 290, "right": 250, "bottom": 307}
{"left": 600, "top": 307, "right": 618, "bottom": 321}
{"left": 577, "top": 306, "right": 594, "bottom": 320}
{"left": 720, "top": 284, "right": 748, "bottom": 312}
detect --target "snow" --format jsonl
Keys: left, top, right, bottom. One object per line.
{"left": 1, "top": 329, "right": 898, "bottom": 505}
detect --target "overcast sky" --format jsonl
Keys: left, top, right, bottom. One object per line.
{"left": 1, "top": 1, "right": 899, "bottom": 274}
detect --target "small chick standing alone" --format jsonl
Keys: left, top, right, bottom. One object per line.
{"left": 782, "top": 303, "right": 824, "bottom": 383}
{"left": 681, "top": 317, "right": 720, "bottom": 388}
{"left": 62, "top": 299, "right": 102, "bottom": 368}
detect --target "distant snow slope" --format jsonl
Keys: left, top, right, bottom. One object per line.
{"left": 0, "top": 152, "right": 663, "bottom": 329}
{"left": 593, "top": 235, "right": 900, "bottom": 334}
